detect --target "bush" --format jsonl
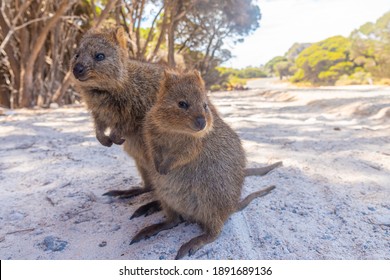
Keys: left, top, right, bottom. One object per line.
{"left": 335, "top": 71, "right": 372, "bottom": 85}
{"left": 210, "top": 84, "right": 222, "bottom": 92}
{"left": 378, "top": 78, "right": 390, "bottom": 85}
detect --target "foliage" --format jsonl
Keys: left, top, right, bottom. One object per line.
{"left": 0, "top": 0, "right": 79, "bottom": 108}
{"left": 264, "top": 56, "right": 287, "bottom": 74}
{"left": 176, "top": 0, "right": 261, "bottom": 79}
{"left": 236, "top": 67, "right": 267, "bottom": 79}
{"left": 285, "top": 42, "right": 311, "bottom": 61}
{"left": 291, "top": 36, "right": 352, "bottom": 85}
{"left": 208, "top": 66, "right": 267, "bottom": 91}
{"left": 350, "top": 11, "right": 390, "bottom": 81}
{"left": 266, "top": 11, "right": 390, "bottom": 86}
{"left": 274, "top": 61, "right": 295, "bottom": 80}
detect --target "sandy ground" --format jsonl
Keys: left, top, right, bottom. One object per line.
{"left": 1, "top": 79, "right": 389, "bottom": 260}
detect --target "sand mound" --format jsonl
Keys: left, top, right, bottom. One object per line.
{"left": 259, "top": 90, "right": 297, "bottom": 102}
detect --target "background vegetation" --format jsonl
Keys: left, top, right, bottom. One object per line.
{"left": 1, "top": 1, "right": 389, "bottom": 109}
{"left": 266, "top": 11, "right": 390, "bottom": 86}
{"left": 0, "top": 0, "right": 260, "bottom": 108}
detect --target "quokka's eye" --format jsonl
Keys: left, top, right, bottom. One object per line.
{"left": 203, "top": 103, "right": 208, "bottom": 111}
{"left": 178, "top": 101, "right": 189, "bottom": 110}
{"left": 95, "top": 53, "right": 105, "bottom": 61}
{"left": 75, "top": 53, "right": 79, "bottom": 59}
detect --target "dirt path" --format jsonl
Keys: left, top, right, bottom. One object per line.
{"left": 1, "top": 84, "right": 389, "bottom": 259}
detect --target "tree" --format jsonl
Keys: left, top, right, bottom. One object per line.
{"left": 350, "top": 11, "right": 390, "bottom": 81}
{"left": 285, "top": 42, "right": 311, "bottom": 61}
{"left": 274, "top": 61, "right": 295, "bottom": 80}
{"left": 291, "top": 36, "right": 353, "bottom": 85}
{"left": 176, "top": 0, "right": 261, "bottom": 86}
{"left": 264, "top": 56, "right": 287, "bottom": 75}
{"left": 0, "top": 0, "right": 79, "bottom": 108}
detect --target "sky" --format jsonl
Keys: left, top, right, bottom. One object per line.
{"left": 224, "top": 0, "right": 390, "bottom": 68}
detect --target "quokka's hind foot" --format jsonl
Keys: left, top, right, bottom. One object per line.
{"left": 130, "top": 200, "right": 162, "bottom": 219}
{"left": 103, "top": 186, "right": 152, "bottom": 199}
{"left": 130, "top": 217, "right": 182, "bottom": 245}
{"left": 175, "top": 232, "right": 219, "bottom": 260}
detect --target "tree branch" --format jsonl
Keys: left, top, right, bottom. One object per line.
{"left": 94, "top": 0, "right": 118, "bottom": 28}
{"left": 140, "top": 4, "right": 164, "bottom": 59}
{"left": 135, "top": 0, "right": 145, "bottom": 58}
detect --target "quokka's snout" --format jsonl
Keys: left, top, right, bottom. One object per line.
{"left": 194, "top": 116, "right": 206, "bottom": 131}
{"left": 73, "top": 63, "right": 87, "bottom": 80}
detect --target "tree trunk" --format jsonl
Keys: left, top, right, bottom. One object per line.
{"left": 149, "top": 6, "right": 169, "bottom": 61}
{"left": 52, "top": 71, "right": 72, "bottom": 105}
{"left": 167, "top": 17, "right": 176, "bottom": 67}
{"left": 140, "top": 5, "right": 163, "bottom": 59}
{"left": 166, "top": 0, "right": 190, "bottom": 67}
{"left": 20, "top": 0, "right": 72, "bottom": 108}
{"left": 0, "top": 7, "right": 21, "bottom": 107}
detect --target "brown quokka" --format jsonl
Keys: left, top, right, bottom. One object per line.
{"left": 130, "top": 70, "right": 281, "bottom": 259}
{"left": 71, "top": 26, "right": 165, "bottom": 198}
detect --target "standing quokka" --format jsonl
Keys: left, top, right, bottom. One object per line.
{"left": 130, "top": 70, "right": 280, "bottom": 259}
{"left": 71, "top": 26, "right": 164, "bottom": 199}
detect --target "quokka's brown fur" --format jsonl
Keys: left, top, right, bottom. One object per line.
{"left": 71, "top": 27, "right": 165, "bottom": 197}
{"left": 130, "top": 70, "right": 279, "bottom": 259}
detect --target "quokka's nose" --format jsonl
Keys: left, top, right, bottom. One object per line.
{"left": 195, "top": 116, "right": 206, "bottom": 130}
{"left": 73, "top": 63, "right": 86, "bottom": 79}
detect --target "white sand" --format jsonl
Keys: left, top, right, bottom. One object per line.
{"left": 1, "top": 79, "right": 389, "bottom": 259}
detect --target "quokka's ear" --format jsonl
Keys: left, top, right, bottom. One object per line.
{"left": 157, "top": 70, "right": 180, "bottom": 99}
{"left": 163, "top": 70, "right": 180, "bottom": 87}
{"left": 192, "top": 69, "right": 205, "bottom": 87}
{"left": 115, "top": 26, "right": 127, "bottom": 50}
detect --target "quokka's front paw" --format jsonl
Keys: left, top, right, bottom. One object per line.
{"left": 111, "top": 137, "right": 125, "bottom": 145}
{"left": 109, "top": 130, "right": 125, "bottom": 145}
{"left": 156, "top": 162, "right": 171, "bottom": 175}
{"left": 96, "top": 134, "right": 113, "bottom": 147}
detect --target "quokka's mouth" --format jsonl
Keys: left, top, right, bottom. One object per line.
{"left": 76, "top": 76, "right": 89, "bottom": 82}
{"left": 190, "top": 126, "right": 210, "bottom": 137}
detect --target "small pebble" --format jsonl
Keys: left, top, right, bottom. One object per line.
{"left": 41, "top": 236, "right": 68, "bottom": 252}
{"left": 8, "top": 211, "right": 25, "bottom": 221}
{"left": 111, "top": 225, "right": 121, "bottom": 232}
{"left": 99, "top": 241, "right": 107, "bottom": 247}
{"left": 320, "top": 234, "right": 333, "bottom": 240}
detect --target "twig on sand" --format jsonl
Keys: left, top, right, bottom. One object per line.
{"left": 46, "top": 196, "right": 56, "bottom": 206}
{"left": 0, "top": 228, "right": 36, "bottom": 242}
{"left": 7, "top": 228, "right": 36, "bottom": 235}
{"left": 60, "top": 182, "right": 71, "bottom": 188}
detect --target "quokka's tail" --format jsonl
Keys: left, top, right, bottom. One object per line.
{"left": 237, "top": 185, "right": 276, "bottom": 212}
{"left": 245, "top": 161, "right": 282, "bottom": 177}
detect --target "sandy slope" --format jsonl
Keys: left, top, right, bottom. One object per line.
{"left": 0, "top": 81, "right": 389, "bottom": 260}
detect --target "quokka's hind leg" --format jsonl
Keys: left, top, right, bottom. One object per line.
{"left": 130, "top": 200, "right": 162, "bottom": 219}
{"left": 103, "top": 162, "right": 154, "bottom": 199}
{"left": 130, "top": 208, "right": 182, "bottom": 245}
{"left": 175, "top": 222, "right": 223, "bottom": 260}
{"left": 103, "top": 187, "right": 151, "bottom": 198}
{"left": 175, "top": 231, "right": 220, "bottom": 260}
